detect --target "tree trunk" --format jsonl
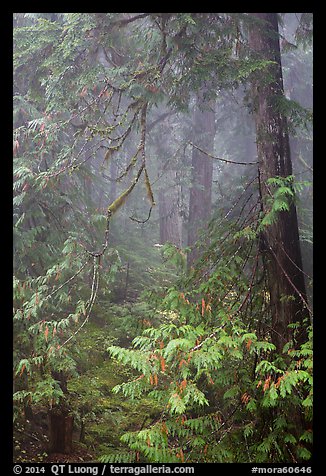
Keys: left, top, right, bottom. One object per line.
{"left": 159, "top": 174, "right": 182, "bottom": 248}
{"left": 48, "top": 371, "right": 73, "bottom": 454}
{"left": 248, "top": 13, "right": 310, "bottom": 352}
{"left": 48, "top": 409, "right": 74, "bottom": 454}
{"left": 187, "top": 96, "right": 215, "bottom": 267}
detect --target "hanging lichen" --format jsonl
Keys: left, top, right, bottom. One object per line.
{"left": 107, "top": 164, "right": 145, "bottom": 216}
{"left": 144, "top": 168, "right": 155, "bottom": 206}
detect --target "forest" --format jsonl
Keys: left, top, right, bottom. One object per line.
{"left": 13, "top": 13, "right": 313, "bottom": 465}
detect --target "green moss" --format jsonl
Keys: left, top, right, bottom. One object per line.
{"left": 67, "top": 315, "right": 161, "bottom": 460}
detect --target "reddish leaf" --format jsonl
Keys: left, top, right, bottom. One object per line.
{"left": 201, "top": 298, "right": 205, "bottom": 316}
{"left": 161, "top": 422, "right": 168, "bottom": 435}
{"left": 180, "top": 379, "right": 187, "bottom": 392}
{"left": 263, "top": 376, "right": 271, "bottom": 392}
{"left": 179, "top": 359, "right": 187, "bottom": 369}
{"left": 241, "top": 392, "right": 250, "bottom": 404}
{"left": 160, "top": 357, "right": 166, "bottom": 373}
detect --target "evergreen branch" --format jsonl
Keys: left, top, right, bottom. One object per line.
{"left": 59, "top": 255, "right": 100, "bottom": 349}
{"left": 71, "top": 83, "right": 110, "bottom": 121}
{"left": 109, "top": 105, "right": 142, "bottom": 143}
{"left": 16, "top": 256, "right": 91, "bottom": 322}
{"left": 43, "top": 258, "right": 91, "bottom": 303}
{"left": 191, "top": 242, "right": 261, "bottom": 352}
{"left": 80, "top": 210, "right": 111, "bottom": 258}
{"left": 190, "top": 324, "right": 227, "bottom": 352}
{"left": 236, "top": 249, "right": 260, "bottom": 315}
{"left": 45, "top": 138, "right": 106, "bottom": 178}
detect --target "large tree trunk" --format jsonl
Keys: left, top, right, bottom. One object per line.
{"left": 187, "top": 96, "right": 215, "bottom": 267}
{"left": 159, "top": 172, "right": 182, "bottom": 248}
{"left": 48, "top": 409, "right": 74, "bottom": 454}
{"left": 249, "top": 13, "right": 310, "bottom": 352}
{"left": 154, "top": 113, "right": 183, "bottom": 248}
{"left": 48, "top": 372, "right": 73, "bottom": 454}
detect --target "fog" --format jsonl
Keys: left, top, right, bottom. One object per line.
{"left": 13, "top": 13, "right": 313, "bottom": 465}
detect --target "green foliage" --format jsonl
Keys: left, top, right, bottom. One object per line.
{"left": 104, "top": 242, "right": 312, "bottom": 462}
{"left": 258, "top": 175, "right": 311, "bottom": 230}
{"left": 14, "top": 378, "right": 64, "bottom": 407}
{"left": 161, "top": 243, "right": 187, "bottom": 272}
{"left": 273, "top": 96, "right": 312, "bottom": 133}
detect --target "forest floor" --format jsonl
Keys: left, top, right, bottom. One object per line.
{"left": 14, "top": 301, "right": 160, "bottom": 463}
{"left": 14, "top": 422, "right": 96, "bottom": 463}
{"left": 44, "top": 444, "right": 96, "bottom": 463}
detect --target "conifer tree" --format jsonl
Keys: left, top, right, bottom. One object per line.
{"left": 248, "top": 13, "right": 311, "bottom": 351}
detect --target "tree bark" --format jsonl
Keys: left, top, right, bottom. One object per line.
{"left": 155, "top": 115, "right": 183, "bottom": 248}
{"left": 48, "top": 409, "right": 74, "bottom": 454}
{"left": 159, "top": 176, "right": 182, "bottom": 248}
{"left": 187, "top": 96, "right": 215, "bottom": 267}
{"left": 248, "top": 13, "right": 310, "bottom": 352}
{"left": 48, "top": 371, "right": 73, "bottom": 454}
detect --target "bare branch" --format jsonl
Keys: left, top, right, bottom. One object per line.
{"left": 189, "top": 142, "right": 258, "bottom": 165}
{"left": 129, "top": 205, "right": 153, "bottom": 224}
{"left": 111, "top": 13, "right": 152, "bottom": 27}
{"left": 267, "top": 245, "right": 313, "bottom": 317}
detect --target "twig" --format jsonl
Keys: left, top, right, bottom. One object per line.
{"left": 267, "top": 245, "right": 313, "bottom": 317}
{"left": 59, "top": 255, "right": 100, "bottom": 348}
{"left": 129, "top": 205, "right": 153, "bottom": 224}
{"left": 191, "top": 248, "right": 260, "bottom": 352}
{"left": 236, "top": 249, "right": 260, "bottom": 315}
{"left": 80, "top": 210, "right": 111, "bottom": 258}
{"left": 43, "top": 259, "right": 91, "bottom": 303}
